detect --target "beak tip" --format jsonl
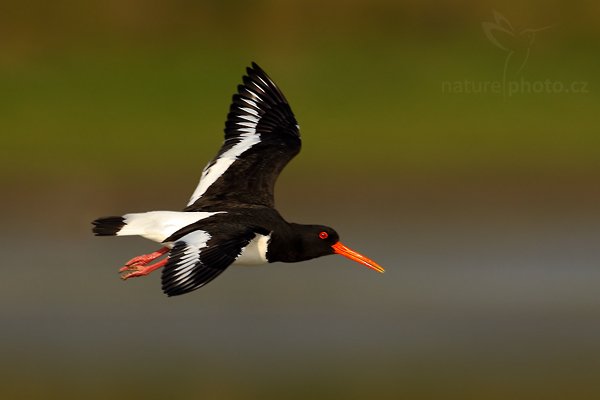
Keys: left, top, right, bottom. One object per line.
{"left": 332, "top": 241, "right": 384, "bottom": 274}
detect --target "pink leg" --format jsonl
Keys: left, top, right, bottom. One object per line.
{"left": 121, "top": 258, "right": 168, "bottom": 280}
{"left": 122, "top": 247, "right": 169, "bottom": 268}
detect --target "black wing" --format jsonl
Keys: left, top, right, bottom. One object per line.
{"left": 161, "top": 227, "right": 256, "bottom": 297}
{"left": 186, "top": 62, "right": 301, "bottom": 210}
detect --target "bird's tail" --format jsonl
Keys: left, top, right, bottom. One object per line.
{"left": 93, "top": 213, "right": 160, "bottom": 237}
{"left": 92, "top": 216, "right": 126, "bottom": 236}
{"left": 92, "top": 211, "right": 214, "bottom": 243}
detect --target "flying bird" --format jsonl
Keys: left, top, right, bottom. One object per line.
{"left": 92, "top": 63, "right": 383, "bottom": 297}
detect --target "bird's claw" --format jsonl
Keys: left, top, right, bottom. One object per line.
{"left": 124, "top": 255, "right": 152, "bottom": 267}
{"left": 118, "top": 257, "right": 169, "bottom": 280}
{"left": 120, "top": 265, "right": 148, "bottom": 280}
{"left": 119, "top": 264, "right": 140, "bottom": 273}
{"left": 123, "top": 248, "right": 169, "bottom": 268}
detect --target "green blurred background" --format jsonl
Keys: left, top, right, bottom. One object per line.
{"left": 1, "top": 1, "right": 599, "bottom": 399}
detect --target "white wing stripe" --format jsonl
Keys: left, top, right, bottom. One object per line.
{"left": 179, "top": 253, "right": 197, "bottom": 263}
{"left": 240, "top": 107, "right": 259, "bottom": 116}
{"left": 237, "top": 115, "right": 260, "bottom": 123}
{"left": 256, "top": 75, "right": 270, "bottom": 88}
{"left": 186, "top": 77, "right": 269, "bottom": 206}
{"left": 236, "top": 121, "right": 258, "bottom": 128}
{"left": 175, "top": 259, "right": 197, "bottom": 273}
{"left": 169, "top": 231, "right": 211, "bottom": 284}
{"left": 250, "top": 81, "right": 266, "bottom": 93}
{"left": 174, "top": 262, "right": 197, "bottom": 277}
{"left": 172, "top": 266, "right": 197, "bottom": 284}
{"left": 187, "top": 132, "right": 261, "bottom": 206}
{"left": 240, "top": 98, "right": 257, "bottom": 108}
{"left": 243, "top": 89, "right": 263, "bottom": 102}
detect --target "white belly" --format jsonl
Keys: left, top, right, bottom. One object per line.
{"left": 234, "top": 234, "right": 271, "bottom": 265}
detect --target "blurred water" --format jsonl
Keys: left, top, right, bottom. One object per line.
{"left": 2, "top": 186, "right": 600, "bottom": 399}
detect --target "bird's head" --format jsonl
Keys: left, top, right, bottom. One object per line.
{"left": 287, "top": 224, "right": 384, "bottom": 273}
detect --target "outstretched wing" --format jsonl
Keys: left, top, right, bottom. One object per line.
{"left": 161, "top": 228, "right": 256, "bottom": 297}
{"left": 186, "top": 62, "right": 301, "bottom": 210}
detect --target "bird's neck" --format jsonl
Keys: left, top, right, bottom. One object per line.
{"left": 266, "top": 223, "right": 315, "bottom": 263}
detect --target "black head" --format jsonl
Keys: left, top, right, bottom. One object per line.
{"left": 283, "top": 224, "right": 339, "bottom": 262}
{"left": 277, "top": 223, "right": 384, "bottom": 273}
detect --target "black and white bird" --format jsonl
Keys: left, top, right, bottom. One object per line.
{"left": 92, "top": 63, "right": 383, "bottom": 297}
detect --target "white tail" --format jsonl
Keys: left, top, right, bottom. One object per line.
{"left": 94, "top": 211, "right": 222, "bottom": 244}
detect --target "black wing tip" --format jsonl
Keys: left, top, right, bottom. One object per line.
{"left": 92, "top": 216, "right": 125, "bottom": 236}
{"left": 163, "top": 289, "right": 184, "bottom": 297}
{"left": 238, "top": 61, "right": 291, "bottom": 108}
{"left": 248, "top": 61, "right": 263, "bottom": 74}
{"left": 162, "top": 285, "right": 202, "bottom": 297}
{"left": 245, "top": 62, "right": 278, "bottom": 91}
{"left": 161, "top": 276, "right": 206, "bottom": 297}
{"left": 248, "top": 62, "right": 271, "bottom": 82}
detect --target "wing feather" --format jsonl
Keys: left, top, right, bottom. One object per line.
{"left": 186, "top": 63, "right": 301, "bottom": 209}
{"left": 161, "top": 228, "right": 256, "bottom": 297}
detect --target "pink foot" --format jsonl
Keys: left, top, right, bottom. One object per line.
{"left": 123, "top": 247, "right": 169, "bottom": 267}
{"left": 121, "top": 258, "right": 168, "bottom": 280}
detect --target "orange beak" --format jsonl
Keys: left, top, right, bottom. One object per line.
{"left": 332, "top": 242, "right": 385, "bottom": 273}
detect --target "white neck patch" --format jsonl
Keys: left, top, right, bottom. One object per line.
{"left": 234, "top": 233, "right": 271, "bottom": 265}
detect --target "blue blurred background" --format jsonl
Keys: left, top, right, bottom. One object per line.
{"left": 1, "top": 1, "right": 599, "bottom": 398}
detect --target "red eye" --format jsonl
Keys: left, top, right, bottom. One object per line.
{"left": 319, "top": 231, "right": 329, "bottom": 239}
